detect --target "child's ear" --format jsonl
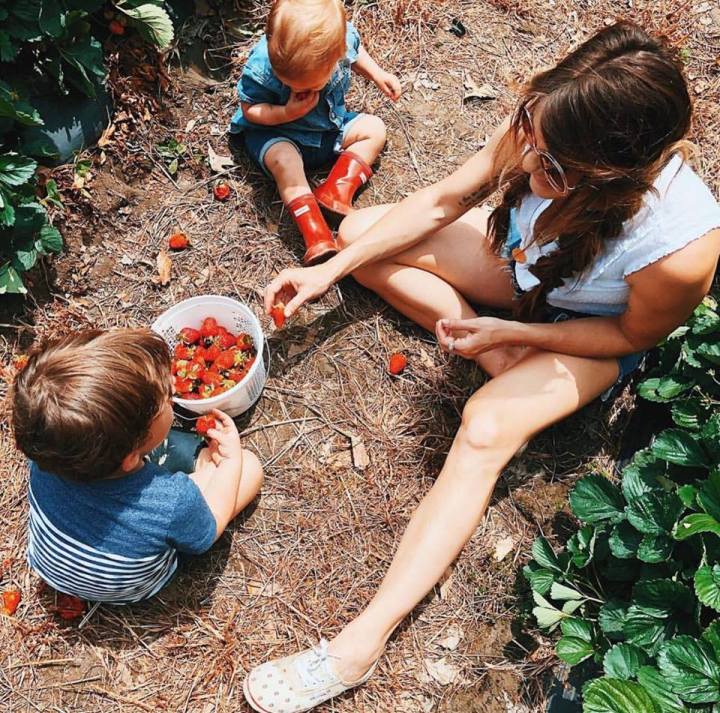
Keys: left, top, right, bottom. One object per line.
{"left": 120, "top": 450, "right": 142, "bottom": 473}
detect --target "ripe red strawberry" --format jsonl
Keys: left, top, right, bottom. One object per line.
{"left": 270, "top": 302, "right": 286, "bottom": 329}
{"left": 200, "top": 317, "right": 219, "bottom": 339}
{"left": 227, "top": 368, "right": 246, "bottom": 383}
{"left": 57, "top": 594, "right": 86, "bottom": 621}
{"left": 109, "top": 19, "right": 125, "bottom": 35}
{"left": 179, "top": 327, "right": 201, "bottom": 345}
{"left": 203, "top": 344, "right": 221, "bottom": 363}
{"left": 196, "top": 415, "right": 216, "bottom": 435}
{"left": 213, "top": 182, "right": 231, "bottom": 201}
{"left": 201, "top": 371, "right": 224, "bottom": 386}
{"left": 199, "top": 383, "right": 215, "bottom": 399}
{"left": 236, "top": 333, "right": 254, "bottom": 351}
{"left": 217, "top": 328, "right": 236, "bottom": 350}
{"left": 183, "top": 392, "right": 202, "bottom": 400}
{"left": 168, "top": 232, "right": 189, "bottom": 250}
{"left": 174, "top": 344, "right": 194, "bottom": 360}
{"left": 215, "top": 349, "right": 236, "bottom": 371}
{"left": 13, "top": 354, "right": 29, "bottom": 371}
{"left": 1, "top": 589, "right": 21, "bottom": 616}
{"left": 388, "top": 352, "right": 407, "bottom": 375}
{"left": 173, "top": 376, "right": 193, "bottom": 393}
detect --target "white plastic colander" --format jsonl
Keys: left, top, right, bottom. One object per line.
{"left": 151, "top": 295, "right": 267, "bottom": 417}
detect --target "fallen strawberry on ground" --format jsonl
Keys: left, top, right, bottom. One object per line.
{"left": 213, "top": 182, "right": 231, "bottom": 201}
{"left": 168, "top": 232, "right": 189, "bottom": 250}
{"left": 1, "top": 589, "right": 21, "bottom": 616}
{"left": 388, "top": 352, "right": 408, "bottom": 375}
{"left": 56, "top": 593, "right": 86, "bottom": 621}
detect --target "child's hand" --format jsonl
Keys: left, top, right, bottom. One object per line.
{"left": 205, "top": 409, "right": 243, "bottom": 463}
{"left": 284, "top": 90, "right": 320, "bottom": 121}
{"left": 376, "top": 71, "right": 402, "bottom": 101}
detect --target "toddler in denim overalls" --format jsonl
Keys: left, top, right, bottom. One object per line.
{"left": 229, "top": 0, "right": 401, "bottom": 265}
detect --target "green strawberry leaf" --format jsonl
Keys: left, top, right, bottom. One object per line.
{"left": 569, "top": 473, "right": 626, "bottom": 524}
{"left": 603, "top": 643, "right": 650, "bottom": 680}
{"left": 582, "top": 677, "right": 660, "bottom": 713}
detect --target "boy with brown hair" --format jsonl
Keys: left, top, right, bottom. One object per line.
{"left": 230, "top": 0, "right": 401, "bottom": 265}
{"left": 12, "top": 329, "right": 263, "bottom": 603}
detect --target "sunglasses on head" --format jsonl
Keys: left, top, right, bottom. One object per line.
{"left": 516, "top": 103, "right": 571, "bottom": 195}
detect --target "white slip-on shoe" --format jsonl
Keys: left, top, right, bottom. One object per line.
{"left": 243, "top": 639, "right": 377, "bottom": 713}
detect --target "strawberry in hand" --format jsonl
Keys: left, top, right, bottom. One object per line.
{"left": 270, "top": 302, "right": 286, "bottom": 329}
{"left": 196, "top": 415, "right": 217, "bottom": 436}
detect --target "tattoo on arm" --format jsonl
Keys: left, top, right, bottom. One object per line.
{"left": 459, "top": 186, "right": 490, "bottom": 208}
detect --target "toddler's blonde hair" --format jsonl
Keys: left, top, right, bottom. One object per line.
{"left": 267, "top": 0, "right": 347, "bottom": 82}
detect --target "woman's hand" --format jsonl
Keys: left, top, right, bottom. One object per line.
{"left": 205, "top": 409, "right": 243, "bottom": 463}
{"left": 264, "top": 263, "right": 335, "bottom": 318}
{"left": 375, "top": 71, "right": 402, "bottom": 101}
{"left": 435, "top": 316, "right": 520, "bottom": 360}
{"left": 283, "top": 90, "right": 320, "bottom": 122}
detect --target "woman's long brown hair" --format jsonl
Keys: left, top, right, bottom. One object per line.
{"left": 488, "top": 21, "right": 692, "bottom": 321}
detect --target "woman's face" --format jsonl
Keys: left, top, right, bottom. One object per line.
{"left": 520, "top": 107, "right": 582, "bottom": 200}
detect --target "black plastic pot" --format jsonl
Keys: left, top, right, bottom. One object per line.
{"left": 20, "top": 82, "right": 112, "bottom": 165}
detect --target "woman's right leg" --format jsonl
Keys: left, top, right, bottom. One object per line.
{"left": 338, "top": 204, "right": 519, "bottom": 375}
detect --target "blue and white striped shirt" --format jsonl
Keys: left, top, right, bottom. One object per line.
{"left": 27, "top": 462, "right": 216, "bottom": 604}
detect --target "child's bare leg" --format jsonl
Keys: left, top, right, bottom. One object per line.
{"left": 263, "top": 141, "right": 311, "bottom": 203}
{"left": 341, "top": 114, "right": 387, "bottom": 165}
{"left": 191, "top": 448, "right": 263, "bottom": 534}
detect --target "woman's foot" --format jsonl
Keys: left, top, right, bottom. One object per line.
{"left": 243, "top": 639, "right": 378, "bottom": 713}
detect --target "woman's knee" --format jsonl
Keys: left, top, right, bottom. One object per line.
{"left": 337, "top": 204, "right": 394, "bottom": 250}
{"left": 458, "top": 399, "right": 523, "bottom": 456}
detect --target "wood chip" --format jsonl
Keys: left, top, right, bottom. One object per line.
{"left": 494, "top": 535, "right": 515, "bottom": 561}
{"left": 155, "top": 250, "right": 172, "bottom": 286}
{"left": 350, "top": 435, "right": 370, "bottom": 470}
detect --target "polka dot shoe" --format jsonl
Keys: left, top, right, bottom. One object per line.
{"left": 243, "top": 639, "right": 377, "bottom": 713}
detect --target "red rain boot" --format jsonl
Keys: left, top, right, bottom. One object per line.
{"left": 313, "top": 151, "right": 373, "bottom": 216}
{"left": 287, "top": 193, "right": 337, "bottom": 266}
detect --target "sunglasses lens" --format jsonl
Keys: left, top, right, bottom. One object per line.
{"left": 541, "top": 155, "right": 567, "bottom": 193}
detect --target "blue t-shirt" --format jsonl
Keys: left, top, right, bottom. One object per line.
{"left": 27, "top": 462, "right": 217, "bottom": 603}
{"left": 229, "top": 22, "right": 361, "bottom": 146}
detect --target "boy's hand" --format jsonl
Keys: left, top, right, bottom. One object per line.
{"left": 284, "top": 90, "right": 320, "bottom": 121}
{"left": 376, "top": 71, "right": 402, "bottom": 101}
{"left": 205, "top": 409, "right": 243, "bottom": 463}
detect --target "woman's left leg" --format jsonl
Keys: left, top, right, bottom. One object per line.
{"left": 326, "top": 349, "right": 619, "bottom": 682}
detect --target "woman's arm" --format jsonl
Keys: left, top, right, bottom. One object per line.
{"left": 438, "top": 229, "right": 720, "bottom": 359}
{"left": 265, "top": 116, "right": 512, "bottom": 314}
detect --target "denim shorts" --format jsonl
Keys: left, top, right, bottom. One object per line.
{"left": 243, "top": 111, "right": 362, "bottom": 176}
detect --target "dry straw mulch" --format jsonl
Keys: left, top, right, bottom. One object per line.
{"left": 1, "top": 1, "right": 718, "bottom": 711}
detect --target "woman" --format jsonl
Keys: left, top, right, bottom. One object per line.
{"left": 244, "top": 22, "right": 720, "bottom": 713}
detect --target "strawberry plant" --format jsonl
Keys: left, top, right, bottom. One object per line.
{"left": 525, "top": 296, "right": 720, "bottom": 712}
{"left": 0, "top": 1, "right": 175, "bottom": 294}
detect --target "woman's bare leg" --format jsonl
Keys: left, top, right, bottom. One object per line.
{"left": 327, "top": 350, "right": 619, "bottom": 682}
{"left": 338, "top": 204, "right": 521, "bottom": 375}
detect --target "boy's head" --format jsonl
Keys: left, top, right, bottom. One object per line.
{"left": 12, "top": 329, "right": 173, "bottom": 482}
{"left": 267, "top": 0, "right": 347, "bottom": 91}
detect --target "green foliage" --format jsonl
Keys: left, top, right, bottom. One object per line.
{"left": 524, "top": 299, "right": 720, "bottom": 711}
{"left": 0, "top": 1, "right": 174, "bottom": 293}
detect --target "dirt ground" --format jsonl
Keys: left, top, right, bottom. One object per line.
{"left": 1, "top": 1, "right": 718, "bottom": 711}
